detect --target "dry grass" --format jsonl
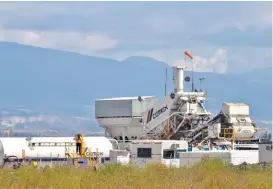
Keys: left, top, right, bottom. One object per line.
{"left": 0, "top": 160, "right": 271, "bottom": 189}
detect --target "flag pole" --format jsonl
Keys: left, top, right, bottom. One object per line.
{"left": 185, "top": 53, "right": 187, "bottom": 68}
{"left": 165, "top": 67, "right": 167, "bottom": 97}
{"left": 184, "top": 51, "right": 194, "bottom": 91}
{"left": 192, "top": 59, "right": 194, "bottom": 92}
{"left": 164, "top": 54, "right": 168, "bottom": 97}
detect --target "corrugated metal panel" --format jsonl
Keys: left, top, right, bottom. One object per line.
{"left": 132, "top": 97, "right": 157, "bottom": 117}
{"left": 95, "top": 100, "right": 133, "bottom": 117}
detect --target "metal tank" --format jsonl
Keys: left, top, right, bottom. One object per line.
{"left": 0, "top": 140, "right": 4, "bottom": 167}
{"left": 0, "top": 136, "right": 114, "bottom": 159}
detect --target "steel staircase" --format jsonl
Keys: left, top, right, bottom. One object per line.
{"left": 145, "top": 112, "right": 183, "bottom": 139}
{"left": 145, "top": 111, "right": 203, "bottom": 142}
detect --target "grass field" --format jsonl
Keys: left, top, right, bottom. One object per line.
{"left": 0, "top": 160, "right": 271, "bottom": 189}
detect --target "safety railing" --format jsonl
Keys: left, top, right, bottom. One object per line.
{"left": 219, "top": 128, "right": 234, "bottom": 140}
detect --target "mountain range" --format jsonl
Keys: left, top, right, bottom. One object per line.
{"left": 0, "top": 42, "right": 271, "bottom": 135}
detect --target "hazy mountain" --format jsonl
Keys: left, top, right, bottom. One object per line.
{"left": 0, "top": 42, "right": 271, "bottom": 133}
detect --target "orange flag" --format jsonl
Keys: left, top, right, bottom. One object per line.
{"left": 184, "top": 51, "right": 193, "bottom": 59}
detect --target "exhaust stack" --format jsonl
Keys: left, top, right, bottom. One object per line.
{"left": 172, "top": 66, "right": 184, "bottom": 93}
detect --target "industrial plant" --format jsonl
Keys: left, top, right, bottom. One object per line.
{"left": 0, "top": 52, "right": 272, "bottom": 169}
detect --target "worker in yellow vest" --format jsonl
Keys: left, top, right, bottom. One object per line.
{"left": 75, "top": 134, "right": 83, "bottom": 154}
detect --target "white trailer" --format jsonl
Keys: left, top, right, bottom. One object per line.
{"left": 130, "top": 140, "right": 188, "bottom": 167}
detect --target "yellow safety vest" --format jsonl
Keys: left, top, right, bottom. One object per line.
{"left": 77, "top": 136, "right": 83, "bottom": 143}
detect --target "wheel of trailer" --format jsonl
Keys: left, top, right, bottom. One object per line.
{"left": 3, "top": 156, "right": 19, "bottom": 169}
{"left": 13, "top": 163, "right": 19, "bottom": 170}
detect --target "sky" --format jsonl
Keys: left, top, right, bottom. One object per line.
{"left": 0, "top": 1, "right": 271, "bottom": 74}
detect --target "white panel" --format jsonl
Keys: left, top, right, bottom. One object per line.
{"left": 222, "top": 103, "right": 249, "bottom": 115}
{"left": 95, "top": 100, "right": 132, "bottom": 117}
{"left": 179, "top": 151, "right": 231, "bottom": 167}
{"left": 110, "top": 150, "right": 129, "bottom": 157}
{"left": 95, "top": 96, "right": 157, "bottom": 118}
{"left": 142, "top": 96, "right": 176, "bottom": 132}
{"left": 132, "top": 97, "right": 157, "bottom": 117}
{"left": 180, "top": 102, "right": 189, "bottom": 112}
{"left": 258, "top": 143, "right": 273, "bottom": 163}
{"left": 231, "top": 150, "right": 258, "bottom": 165}
{"left": 151, "top": 143, "right": 162, "bottom": 155}
{"left": 189, "top": 103, "right": 198, "bottom": 113}
{"left": 104, "top": 125, "right": 143, "bottom": 139}
{"left": 162, "top": 159, "right": 180, "bottom": 168}
{"left": 180, "top": 102, "right": 199, "bottom": 114}
{"left": 97, "top": 116, "right": 144, "bottom": 138}
{"left": 228, "top": 117, "right": 252, "bottom": 126}
{"left": 0, "top": 141, "right": 4, "bottom": 166}
{"left": 97, "top": 117, "right": 132, "bottom": 127}
{"left": 110, "top": 150, "right": 130, "bottom": 165}
{"left": 208, "top": 123, "right": 221, "bottom": 138}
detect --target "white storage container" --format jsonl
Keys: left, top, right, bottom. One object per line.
{"left": 95, "top": 96, "right": 157, "bottom": 118}
{"left": 222, "top": 103, "right": 249, "bottom": 116}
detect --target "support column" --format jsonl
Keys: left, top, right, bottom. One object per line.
{"left": 122, "top": 127, "right": 125, "bottom": 144}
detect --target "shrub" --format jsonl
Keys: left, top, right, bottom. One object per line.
{"left": 0, "top": 160, "right": 271, "bottom": 189}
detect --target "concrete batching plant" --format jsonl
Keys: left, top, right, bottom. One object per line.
{"left": 95, "top": 65, "right": 259, "bottom": 149}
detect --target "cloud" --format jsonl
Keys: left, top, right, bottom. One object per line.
{"left": 0, "top": 28, "right": 118, "bottom": 53}
{"left": 96, "top": 44, "right": 271, "bottom": 74}
{"left": 260, "top": 120, "right": 272, "bottom": 125}
{"left": 0, "top": 2, "right": 271, "bottom": 74}
{"left": 1, "top": 2, "right": 271, "bottom": 41}
{"left": 172, "top": 49, "right": 228, "bottom": 73}
{"left": 200, "top": 27, "right": 272, "bottom": 47}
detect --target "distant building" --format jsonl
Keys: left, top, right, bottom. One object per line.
{"left": 258, "top": 141, "right": 272, "bottom": 163}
